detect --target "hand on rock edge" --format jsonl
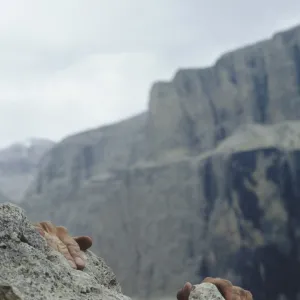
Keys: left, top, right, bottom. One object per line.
{"left": 34, "top": 221, "right": 92, "bottom": 270}
{"left": 177, "top": 277, "right": 252, "bottom": 300}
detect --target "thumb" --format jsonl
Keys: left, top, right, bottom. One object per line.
{"left": 177, "top": 282, "right": 193, "bottom": 300}
{"left": 74, "top": 236, "right": 93, "bottom": 251}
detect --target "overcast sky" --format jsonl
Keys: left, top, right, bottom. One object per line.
{"left": 0, "top": 0, "right": 300, "bottom": 147}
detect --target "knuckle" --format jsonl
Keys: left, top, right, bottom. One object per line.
{"left": 216, "top": 278, "right": 233, "bottom": 287}
{"left": 57, "top": 241, "right": 68, "bottom": 252}
{"left": 68, "top": 242, "right": 80, "bottom": 251}
{"left": 67, "top": 243, "right": 81, "bottom": 257}
{"left": 39, "top": 221, "right": 55, "bottom": 233}
{"left": 240, "top": 290, "right": 247, "bottom": 299}
{"left": 232, "top": 286, "right": 241, "bottom": 293}
{"left": 56, "top": 226, "right": 68, "bottom": 235}
{"left": 233, "top": 286, "right": 250, "bottom": 300}
{"left": 245, "top": 290, "right": 253, "bottom": 300}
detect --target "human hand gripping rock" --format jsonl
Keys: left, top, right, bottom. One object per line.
{"left": 33, "top": 220, "right": 252, "bottom": 300}
{"left": 0, "top": 204, "right": 124, "bottom": 299}
{"left": 34, "top": 221, "right": 93, "bottom": 270}
{"left": 177, "top": 277, "right": 253, "bottom": 300}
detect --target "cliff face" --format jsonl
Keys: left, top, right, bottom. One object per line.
{"left": 22, "top": 25, "right": 300, "bottom": 300}
{"left": 147, "top": 25, "right": 300, "bottom": 158}
{"left": 0, "top": 138, "right": 54, "bottom": 202}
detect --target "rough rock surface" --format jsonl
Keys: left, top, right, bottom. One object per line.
{"left": 189, "top": 283, "right": 225, "bottom": 300}
{"left": 0, "top": 203, "right": 129, "bottom": 300}
{"left": 21, "top": 24, "right": 300, "bottom": 300}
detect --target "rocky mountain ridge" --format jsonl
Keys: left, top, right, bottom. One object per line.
{"left": 21, "top": 24, "right": 300, "bottom": 300}
{"left": 0, "top": 138, "right": 54, "bottom": 202}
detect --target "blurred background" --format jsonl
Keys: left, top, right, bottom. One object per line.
{"left": 1, "top": 1, "right": 300, "bottom": 300}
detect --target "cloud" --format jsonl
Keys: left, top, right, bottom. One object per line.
{"left": 0, "top": 0, "right": 300, "bottom": 147}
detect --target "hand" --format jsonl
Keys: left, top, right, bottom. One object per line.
{"left": 34, "top": 221, "right": 92, "bottom": 270}
{"left": 176, "top": 277, "right": 252, "bottom": 300}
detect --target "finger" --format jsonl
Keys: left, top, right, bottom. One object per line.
{"left": 43, "top": 231, "right": 77, "bottom": 269}
{"left": 203, "top": 277, "right": 233, "bottom": 300}
{"left": 35, "top": 221, "right": 57, "bottom": 235}
{"left": 177, "top": 282, "right": 192, "bottom": 300}
{"left": 245, "top": 290, "right": 253, "bottom": 300}
{"left": 56, "top": 226, "right": 86, "bottom": 270}
{"left": 232, "top": 286, "right": 253, "bottom": 300}
{"left": 56, "top": 238, "right": 77, "bottom": 269}
{"left": 232, "top": 287, "right": 245, "bottom": 300}
{"left": 176, "top": 286, "right": 184, "bottom": 300}
{"left": 34, "top": 225, "right": 45, "bottom": 237}
{"left": 74, "top": 236, "right": 93, "bottom": 251}
{"left": 183, "top": 282, "right": 192, "bottom": 300}
{"left": 43, "top": 231, "right": 59, "bottom": 250}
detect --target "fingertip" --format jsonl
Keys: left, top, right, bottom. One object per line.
{"left": 39, "top": 221, "right": 56, "bottom": 234}
{"left": 36, "top": 227, "right": 45, "bottom": 237}
{"left": 74, "top": 236, "right": 93, "bottom": 251}
{"left": 68, "top": 260, "right": 77, "bottom": 269}
{"left": 246, "top": 290, "right": 253, "bottom": 300}
{"left": 183, "top": 282, "right": 192, "bottom": 300}
{"left": 177, "top": 282, "right": 193, "bottom": 300}
{"left": 75, "top": 257, "right": 85, "bottom": 270}
{"left": 185, "top": 282, "right": 192, "bottom": 287}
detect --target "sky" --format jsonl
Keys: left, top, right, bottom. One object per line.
{"left": 0, "top": 0, "right": 300, "bottom": 148}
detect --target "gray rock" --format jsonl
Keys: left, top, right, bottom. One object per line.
{"left": 0, "top": 202, "right": 129, "bottom": 300}
{"left": 189, "top": 283, "right": 225, "bottom": 300}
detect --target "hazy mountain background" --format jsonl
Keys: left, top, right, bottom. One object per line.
{"left": 2, "top": 2, "right": 300, "bottom": 300}
{"left": 0, "top": 23, "right": 298, "bottom": 300}
{"left": 0, "top": 138, "right": 54, "bottom": 202}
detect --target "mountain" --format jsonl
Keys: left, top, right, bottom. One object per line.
{"left": 0, "top": 138, "right": 55, "bottom": 202}
{"left": 22, "top": 24, "right": 300, "bottom": 300}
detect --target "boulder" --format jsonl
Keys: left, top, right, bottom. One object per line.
{"left": 0, "top": 202, "right": 127, "bottom": 300}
